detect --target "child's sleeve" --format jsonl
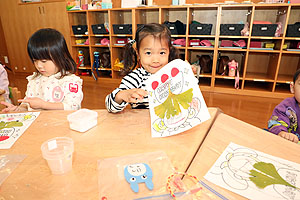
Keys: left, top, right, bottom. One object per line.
{"left": 62, "top": 76, "right": 83, "bottom": 110}
{"left": 268, "top": 102, "right": 290, "bottom": 135}
{"left": 105, "top": 72, "right": 142, "bottom": 113}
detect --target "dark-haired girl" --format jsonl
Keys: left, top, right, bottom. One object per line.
{"left": 1, "top": 28, "right": 83, "bottom": 112}
{"left": 105, "top": 23, "right": 179, "bottom": 113}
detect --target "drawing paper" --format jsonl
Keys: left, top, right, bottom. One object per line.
{"left": 146, "top": 59, "right": 210, "bottom": 137}
{"left": 0, "top": 112, "right": 40, "bottom": 149}
{"left": 205, "top": 142, "right": 300, "bottom": 200}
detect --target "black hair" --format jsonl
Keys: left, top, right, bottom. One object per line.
{"left": 293, "top": 68, "right": 300, "bottom": 83}
{"left": 27, "top": 28, "right": 76, "bottom": 78}
{"left": 122, "top": 23, "right": 179, "bottom": 75}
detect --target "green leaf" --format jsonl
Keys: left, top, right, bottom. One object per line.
{"left": 249, "top": 162, "right": 297, "bottom": 189}
{"left": 0, "top": 121, "right": 23, "bottom": 130}
{"left": 154, "top": 88, "right": 193, "bottom": 119}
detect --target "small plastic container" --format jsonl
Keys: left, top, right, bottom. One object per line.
{"left": 41, "top": 137, "right": 74, "bottom": 175}
{"left": 67, "top": 109, "right": 98, "bottom": 133}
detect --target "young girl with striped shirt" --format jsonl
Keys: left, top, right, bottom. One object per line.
{"left": 105, "top": 23, "right": 179, "bottom": 113}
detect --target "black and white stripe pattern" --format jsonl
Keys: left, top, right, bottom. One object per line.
{"left": 105, "top": 67, "right": 151, "bottom": 113}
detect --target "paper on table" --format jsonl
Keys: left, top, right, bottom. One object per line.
{"left": 204, "top": 142, "right": 300, "bottom": 200}
{"left": 145, "top": 59, "right": 210, "bottom": 137}
{"left": 0, "top": 112, "right": 40, "bottom": 149}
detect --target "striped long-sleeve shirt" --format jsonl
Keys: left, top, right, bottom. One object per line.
{"left": 105, "top": 67, "right": 151, "bottom": 113}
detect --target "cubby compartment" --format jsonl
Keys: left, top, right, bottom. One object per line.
{"left": 252, "top": 5, "right": 288, "bottom": 38}
{"left": 219, "top": 5, "right": 253, "bottom": 36}
{"left": 110, "top": 9, "right": 132, "bottom": 36}
{"left": 188, "top": 37, "right": 214, "bottom": 48}
{"left": 72, "top": 35, "right": 89, "bottom": 46}
{"left": 215, "top": 51, "right": 245, "bottom": 77}
{"left": 218, "top": 38, "right": 248, "bottom": 50}
{"left": 249, "top": 38, "right": 282, "bottom": 51}
{"left": 161, "top": 7, "right": 187, "bottom": 36}
{"left": 283, "top": 39, "right": 300, "bottom": 52}
{"left": 110, "top": 47, "right": 125, "bottom": 74}
{"left": 243, "top": 80, "right": 274, "bottom": 92}
{"left": 188, "top": 6, "right": 218, "bottom": 36}
{"left": 277, "top": 53, "right": 300, "bottom": 83}
{"left": 135, "top": 8, "right": 160, "bottom": 26}
{"left": 88, "top": 10, "right": 109, "bottom": 35}
{"left": 187, "top": 49, "right": 214, "bottom": 76}
{"left": 111, "top": 36, "right": 132, "bottom": 47}
{"left": 215, "top": 78, "right": 241, "bottom": 89}
{"left": 274, "top": 82, "right": 291, "bottom": 94}
{"left": 68, "top": 11, "right": 88, "bottom": 36}
{"left": 91, "top": 36, "right": 110, "bottom": 46}
{"left": 198, "top": 77, "right": 211, "bottom": 87}
{"left": 285, "top": 5, "right": 300, "bottom": 38}
{"left": 246, "top": 52, "right": 279, "bottom": 81}
{"left": 72, "top": 46, "right": 90, "bottom": 70}
{"left": 90, "top": 47, "right": 111, "bottom": 69}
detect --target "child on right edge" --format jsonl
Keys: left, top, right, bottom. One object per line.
{"left": 105, "top": 23, "right": 179, "bottom": 113}
{"left": 268, "top": 69, "right": 300, "bottom": 143}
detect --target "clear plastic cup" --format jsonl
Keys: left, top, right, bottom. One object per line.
{"left": 41, "top": 137, "right": 74, "bottom": 175}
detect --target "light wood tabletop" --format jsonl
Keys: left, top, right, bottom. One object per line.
{"left": 185, "top": 113, "right": 300, "bottom": 199}
{"left": 0, "top": 108, "right": 220, "bottom": 200}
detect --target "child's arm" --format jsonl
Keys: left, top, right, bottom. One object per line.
{"left": 105, "top": 69, "right": 148, "bottom": 113}
{"left": 278, "top": 131, "right": 299, "bottom": 143}
{"left": 1, "top": 101, "right": 27, "bottom": 112}
{"left": 115, "top": 88, "right": 147, "bottom": 104}
{"left": 18, "top": 98, "right": 64, "bottom": 110}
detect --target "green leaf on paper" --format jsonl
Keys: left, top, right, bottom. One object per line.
{"left": 249, "top": 162, "right": 298, "bottom": 189}
{"left": 0, "top": 121, "right": 23, "bottom": 130}
{"left": 154, "top": 88, "right": 193, "bottom": 119}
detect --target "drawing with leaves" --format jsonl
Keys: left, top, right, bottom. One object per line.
{"left": 146, "top": 59, "right": 210, "bottom": 137}
{"left": 205, "top": 143, "right": 300, "bottom": 200}
{"left": 0, "top": 112, "right": 40, "bottom": 149}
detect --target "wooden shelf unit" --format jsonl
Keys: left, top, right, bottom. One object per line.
{"left": 67, "top": 3, "right": 300, "bottom": 98}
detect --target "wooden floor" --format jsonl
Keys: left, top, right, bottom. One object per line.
{"left": 8, "top": 72, "right": 285, "bottom": 129}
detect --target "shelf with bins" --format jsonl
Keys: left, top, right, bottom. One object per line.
{"left": 67, "top": 3, "right": 300, "bottom": 98}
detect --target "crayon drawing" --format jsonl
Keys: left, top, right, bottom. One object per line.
{"left": 204, "top": 143, "right": 300, "bottom": 200}
{"left": 146, "top": 59, "right": 210, "bottom": 137}
{"left": 0, "top": 112, "right": 40, "bottom": 149}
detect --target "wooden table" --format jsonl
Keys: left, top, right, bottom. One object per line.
{"left": 0, "top": 108, "right": 220, "bottom": 200}
{"left": 185, "top": 113, "right": 300, "bottom": 199}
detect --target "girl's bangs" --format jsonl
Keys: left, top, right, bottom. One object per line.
{"left": 29, "top": 45, "right": 52, "bottom": 61}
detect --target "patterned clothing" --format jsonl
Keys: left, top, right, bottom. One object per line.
{"left": 0, "top": 64, "right": 10, "bottom": 102}
{"left": 105, "top": 67, "right": 151, "bottom": 113}
{"left": 24, "top": 72, "right": 83, "bottom": 111}
{"left": 268, "top": 97, "right": 300, "bottom": 140}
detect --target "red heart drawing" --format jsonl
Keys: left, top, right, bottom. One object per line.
{"left": 171, "top": 67, "right": 179, "bottom": 77}
{"left": 152, "top": 81, "right": 159, "bottom": 90}
{"left": 161, "top": 74, "right": 169, "bottom": 83}
{"left": 0, "top": 136, "right": 9, "bottom": 142}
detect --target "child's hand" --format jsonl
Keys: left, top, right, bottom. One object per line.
{"left": 18, "top": 97, "right": 45, "bottom": 109}
{"left": 0, "top": 101, "right": 18, "bottom": 112}
{"left": 116, "top": 89, "right": 147, "bottom": 104}
{"left": 278, "top": 131, "right": 299, "bottom": 143}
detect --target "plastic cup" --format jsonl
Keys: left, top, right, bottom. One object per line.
{"left": 41, "top": 137, "right": 74, "bottom": 175}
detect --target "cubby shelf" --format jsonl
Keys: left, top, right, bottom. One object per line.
{"left": 67, "top": 3, "right": 300, "bottom": 98}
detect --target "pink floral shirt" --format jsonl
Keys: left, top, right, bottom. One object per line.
{"left": 24, "top": 72, "right": 83, "bottom": 110}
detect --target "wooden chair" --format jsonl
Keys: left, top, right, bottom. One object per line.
{"left": 9, "top": 87, "right": 21, "bottom": 105}
{"left": 0, "top": 89, "right": 6, "bottom": 110}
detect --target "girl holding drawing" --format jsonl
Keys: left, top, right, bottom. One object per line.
{"left": 1, "top": 28, "right": 83, "bottom": 112}
{"left": 105, "top": 23, "right": 179, "bottom": 113}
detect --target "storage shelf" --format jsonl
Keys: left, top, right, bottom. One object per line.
{"left": 67, "top": 3, "right": 300, "bottom": 98}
